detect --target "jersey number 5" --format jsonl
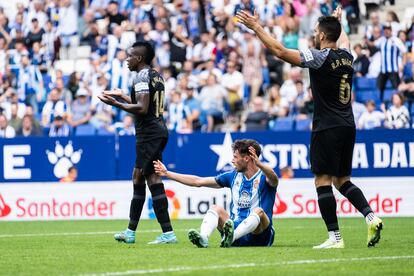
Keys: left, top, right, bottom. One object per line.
{"left": 153, "top": 90, "right": 165, "bottom": 117}
{"left": 339, "top": 74, "right": 351, "bottom": 104}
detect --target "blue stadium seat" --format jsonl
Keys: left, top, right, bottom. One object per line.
{"left": 383, "top": 89, "right": 397, "bottom": 102}
{"left": 355, "top": 90, "right": 381, "bottom": 105}
{"left": 97, "top": 127, "right": 114, "bottom": 136}
{"left": 269, "top": 117, "right": 294, "bottom": 131}
{"left": 75, "top": 124, "right": 96, "bottom": 136}
{"left": 355, "top": 77, "right": 376, "bottom": 90}
{"left": 295, "top": 118, "right": 312, "bottom": 131}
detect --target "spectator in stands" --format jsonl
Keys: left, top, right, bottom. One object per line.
{"left": 398, "top": 59, "right": 414, "bottom": 103}
{"left": 280, "top": 68, "right": 302, "bottom": 104}
{"left": 358, "top": 100, "right": 385, "bottom": 130}
{"left": 25, "top": 18, "right": 45, "bottom": 49}
{"left": 280, "top": 166, "right": 294, "bottom": 179}
{"left": 244, "top": 96, "right": 269, "bottom": 131}
{"left": 351, "top": 92, "right": 367, "bottom": 125}
{"left": 382, "top": 93, "right": 410, "bottom": 129}
{"left": 41, "top": 20, "right": 56, "bottom": 63}
{"left": 182, "top": 85, "right": 202, "bottom": 132}
{"left": 24, "top": 105, "right": 42, "bottom": 131}
{"left": 0, "top": 113, "right": 16, "bottom": 138}
{"left": 364, "top": 11, "right": 382, "bottom": 42}
{"left": 27, "top": 0, "right": 48, "bottom": 29}
{"left": 0, "top": 88, "right": 26, "bottom": 120}
{"left": 41, "top": 88, "right": 67, "bottom": 127}
{"left": 16, "top": 114, "right": 42, "bottom": 137}
{"left": 267, "top": 84, "right": 289, "bottom": 119}
{"left": 8, "top": 103, "right": 22, "bottom": 130}
{"left": 386, "top": 11, "right": 402, "bottom": 38}
{"left": 292, "top": 80, "right": 308, "bottom": 114}
{"left": 241, "top": 39, "right": 264, "bottom": 101}
{"left": 166, "top": 90, "right": 190, "bottom": 132}
{"left": 108, "top": 114, "right": 135, "bottom": 136}
{"left": 49, "top": 115, "right": 70, "bottom": 137}
{"left": 67, "top": 88, "right": 92, "bottom": 128}
{"left": 353, "top": 43, "right": 370, "bottom": 77}
{"left": 221, "top": 60, "right": 244, "bottom": 114}
{"left": 191, "top": 32, "right": 215, "bottom": 66}
{"left": 58, "top": 0, "right": 79, "bottom": 59}
{"left": 17, "top": 54, "right": 43, "bottom": 113}
{"left": 375, "top": 23, "right": 406, "bottom": 100}
{"left": 106, "top": 1, "right": 127, "bottom": 34}
{"left": 198, "top": 73, "right": 227, "bottom": 132}
{"left": 60, "top": 166, "right": 78, "bottom": 183}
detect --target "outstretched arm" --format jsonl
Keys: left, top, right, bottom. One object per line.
{"left": 248, "top": 146, "right": 279, "bottom": 187}
{"left": 153, "top": 160, "right": 222, "bottom": 189}
{"left": 333, "top": 6, "right": 350, "bottom": 50}
{"left": 236, "top": 10, "right": 301, "bottom": 66}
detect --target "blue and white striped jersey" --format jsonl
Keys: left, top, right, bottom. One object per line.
{"left": 215, "top": 170, "right": 276, "bottom": 226}
{"left": 375, "top": 36, "right": 407, "bottom": 73}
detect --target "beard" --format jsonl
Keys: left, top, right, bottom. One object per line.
{"left": 315, "top": 37, "right": 321, "bottom": 50}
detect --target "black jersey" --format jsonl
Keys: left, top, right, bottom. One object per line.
{"left": 300, "top": 48, "right": 356, "bottom": 132}
{"left": 131, "top": 68, "right": 168, "bottom": 141}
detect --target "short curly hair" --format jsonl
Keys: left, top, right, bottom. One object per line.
{"left": 232, "top": 139, "right": 261, "bottom": 157}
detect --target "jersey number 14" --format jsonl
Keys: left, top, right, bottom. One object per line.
{"left": 153, "top": 90, "right": 165, "bottom": 117}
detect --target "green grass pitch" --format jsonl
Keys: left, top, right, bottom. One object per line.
{"left": 1, "top": 218, "right": 413, "bottom": 275}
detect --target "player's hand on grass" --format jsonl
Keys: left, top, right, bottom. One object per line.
{"left": 249, "top": 146, "right": 259, "bottom": 165}
{"left": 235, "top": 10, "right": 260, "bottom": 31}
{"left": 153, "top": 160, "right": 167, "bottom": 176}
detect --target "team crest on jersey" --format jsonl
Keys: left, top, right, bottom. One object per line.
{"left": 238, "top": 191, "right": 251, "bottom": 208}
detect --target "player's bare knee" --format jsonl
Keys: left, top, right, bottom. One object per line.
{"left": 253, "top": 207, "right": 265, "bottom": 218}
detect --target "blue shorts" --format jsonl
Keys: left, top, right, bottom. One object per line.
{"left": 230, "top": 222, "right": 275, "bottom": 247}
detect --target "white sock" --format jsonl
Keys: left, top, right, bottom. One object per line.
{"left": 233, "top": 213, "right": 261, "bottom": 242}
{"left": 365, "top": 212, "right": 376, "bottom": 224}
{"left": 328, "top": 230, "right": 342, "bottom": 242}
{"left": 200, "top": 209, "right": 219, "bottom": 241}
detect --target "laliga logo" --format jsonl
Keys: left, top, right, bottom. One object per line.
{"left": 0, "top": 194, "right": 12, "bottom": 218}
{"left": 46, "top": 141, "right": 82, "bottom": 178}
{"left": 273, "top": 194, "right": 288, "bottom": 215}
{"left": 148, "top": 189, "right": 181, "bottom": 219}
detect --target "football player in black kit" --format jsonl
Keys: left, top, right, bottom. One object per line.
{"left": 237, "top": 7, "right": 383, "bottom": 249}
{"left": 98, "top": 41, "right": 176, "bottom": 244}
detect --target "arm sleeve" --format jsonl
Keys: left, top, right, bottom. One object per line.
{"left": 134, "top": 70, "right": 150, "bottom": 95}
{"left": 215, "top": 171, "right": 236, "bottom": 188}
{"left": 299, "top": 48, "right": 330, "bottom": 69}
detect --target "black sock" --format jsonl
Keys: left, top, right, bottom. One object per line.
{"left": 128, "top": 184, "right": 146, "bottom": 231}
{"left": 339, "top": 181, "right": 373, "bottom": 217}
{"left": 317, "top": 186, "right": 339, "bottom": 231}
{"left": 149, "top": 183, "right": 173, "bottom": 232}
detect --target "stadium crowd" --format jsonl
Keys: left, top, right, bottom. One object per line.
{"left": 0, "top": 0, "right": 413, "bottom": 138}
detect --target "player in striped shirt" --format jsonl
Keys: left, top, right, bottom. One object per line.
{"left": 153, "top": 139, "right": 278, "bottom": 248}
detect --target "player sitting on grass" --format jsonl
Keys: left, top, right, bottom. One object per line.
{"left": 153, "top": 139, "right": 278, "bottom": 248}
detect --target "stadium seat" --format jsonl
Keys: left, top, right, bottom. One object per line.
{"left": 269, "top": 117, "right": 294, "bottom": 131}
{"left": 383, "top": 89, "right": 397, "bottom": 102}
{"left": 97, "top": 127, "right": 114, "bottom": 136}
{"left": 355, "top": 90, "right": 381, "bottom": 105}
{"left": 75, "top": 124, "right": 96, "bottom": 136}
{"left": 295, "top": 118, "right": 312, "bottom": 131}
{"left": 54, "top": 60, "right": 75, "bottom": 75}
{"left": 355, "top": 77, "right": 376, "bottom": 91}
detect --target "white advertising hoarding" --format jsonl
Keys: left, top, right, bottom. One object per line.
{"left": 0, "top": 178, "right": 413, "bottom": 221}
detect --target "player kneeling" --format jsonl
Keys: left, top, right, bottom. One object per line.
{"left": 153, "top": 139, "right": 278, "bottom": 247}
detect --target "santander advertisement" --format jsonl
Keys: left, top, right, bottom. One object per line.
{"left": 0, "top": 178, "right": 413, "bottom": 221}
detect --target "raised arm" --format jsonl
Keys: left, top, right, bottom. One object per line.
{"left": 248, "top": 146, "right": 279, "bottom": 187}
{"left": 236, "top": 10, "right": 301, "bottom": 66}
{"left": 153, "top": 160, "right": 222, "bottom": 189}
{"left": 333, "top": 7, "right": 350, "bottom": 50}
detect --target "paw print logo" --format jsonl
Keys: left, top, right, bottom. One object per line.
{"left": 46, "top": 141, "right": 82, "bottom": 178}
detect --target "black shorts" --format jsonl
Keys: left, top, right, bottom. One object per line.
{"left": 135, "top": 137, "right": 168, "bottom": 176}
{"left": 310, "top": 126, "right": 355, "bottom": 177}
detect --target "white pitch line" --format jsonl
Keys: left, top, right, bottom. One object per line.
{"left": 0, "top": 229, "right": 189, "bottom": 238}
{"left": 81, "top": 256, "right": 414, "bottom": 276}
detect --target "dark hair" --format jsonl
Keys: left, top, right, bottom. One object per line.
{"left": 68, "top": 166, "right": 77, "bottom": 172}
{"left": 232, "top": 139, "right": 261, "bottom": 157}
{"left": 317, "top": 16, "right": 341, "bottom": 43}
{"left": 132, "top": 41, "right": 155, "bottom": 65}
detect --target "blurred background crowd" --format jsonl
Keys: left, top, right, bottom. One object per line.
{"left": 0, "top": 0, "right": 413, "bottom": 138}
